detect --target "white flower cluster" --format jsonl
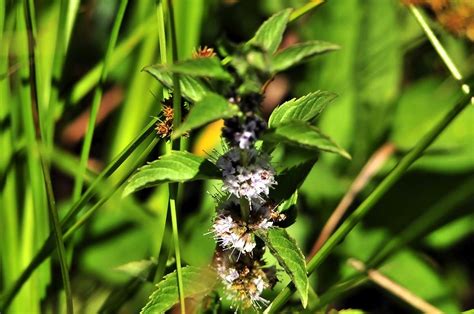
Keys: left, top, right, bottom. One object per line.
{"left": 216, "top": 148, "right": 276, "bottom": 202}
{"left": 213, "top": 215, "right": 256, "bottom": 254}
{"left": 216, "top": 261, "right": 270, "bottom": 309}
{"left": 212, "top": 92, "right": 281, "bottom": 309}
{"left": 212, "top": 207, "right": 274, "bottom": 255}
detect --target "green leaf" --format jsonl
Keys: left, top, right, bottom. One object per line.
{"left": 270, "top": 160, "right": 316, "bottom": 203}
{"left": 264, "top": 121, "right": 351, "bottom": 160}
{"left": 123, "top": 151, "right": 220, "bottom": 196}
{"left": 144, "top": 57, "right": 233, "bottom": 81}
{"left": 172, "top": 93, "right": 239, "bottom": 139}
{"left": 141, "top": 266, "right": 217, "bottom": 314}
{"left": 248, "top": 8, "right": 292, "bottom": 54}
{"left": 270, "top": 41, "right": 340, "bottom": 72}
{"left": 257, "top": 228, "right": 309, "bottom": 308}
{"left": 269, "top": 91, "right": 337, "bottom": 127}
{"left": 143, "top": 68, "right": 211, "bottom": 102}
{"left": 115, "top": 259, "right": 156, "bottom": 280}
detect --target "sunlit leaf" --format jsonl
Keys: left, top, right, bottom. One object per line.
{"left": 141, "top": 266, "right": 217, "bottom": 314}
{"left": 247, "top": 8, "right": 292, "bottom": 54}
{"left": 123, "top": 151, "right": 220, "bottom": 196}
{"left": 172, "top": 93, "right": 239, "bottom": 139}
{"left": 143, "top": 68, "right": 211, "bottom": 102}
{"left": 264, "top": 121, "right": 351, "bottom": 160}
{"left": 257, "top": 228, "right": 309, "bottom": 308}
{"left": 271, "top": 41, "right": 340, "bottom": 72}
{"left": 269, "top": 91, "right": 337, "bottom": 127}
{"left": 144, "top": 57, "right": 233, "bottom": 81}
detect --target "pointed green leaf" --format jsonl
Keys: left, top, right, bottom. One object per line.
{"left": 123, "top": 151, "right": 220, "bottom": 196}
{"left": 172, "top": 93, "right": 239, "bottom": 139}
{"left": 271, "top": 41, "right": 340, "bottom": 72}
{"left": 141, "top": 266, "right": 217, "bottom": 314}
{"left": 143, "top": 68, "right": 211, "bottom": 102}
{"left": 264, "top": 121, "right": 351, "bottom": 160}
{"left": 269, "top": 91, "right": 337, "bottom": 127}
{"left": 145, "top": 57, "right": 233, "bottom": 81}
{"left": 248, "top": 8, "right": 292, "bottom": 54}
{"left": 257, "top": 228, "right": 309, "bottom": 308}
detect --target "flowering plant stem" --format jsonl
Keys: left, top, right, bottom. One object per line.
{"left": 265, "top": 91, "right": 473, "bottom": 313}
{"left": 167, "top": 0, "right": 186, "bottom": 312}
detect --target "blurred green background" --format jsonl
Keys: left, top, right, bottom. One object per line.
{"left": 1, "top": 0, "right": 473, "bottom": 313}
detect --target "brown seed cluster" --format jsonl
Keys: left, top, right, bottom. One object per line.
{"left": 192, "top": 46, "right": 217, "bottom": 59}
{"left": 155, "top": 98, "right": 174, "bottom": 139}
{"left": 402, "top": 0, "right": 474, "bottom": 41}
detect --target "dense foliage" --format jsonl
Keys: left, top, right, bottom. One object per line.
{"left": 0, "top": 1, "right": 473, "bottom": 313}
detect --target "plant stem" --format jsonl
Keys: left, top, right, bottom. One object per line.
{"left": 23, "top": 1, "right": 73, "bottom": 311}
{"left": 409, "top": 5, "right": 470, "bottom": 95}
{"left": 167, "top": 0, "right": 186, "bottom": 312}
{"left": 265, "top": 91, "right": 473, "bottom": 313}
{"left": 40, "top": 158, "right": 73, "bottom": 314}
{"left": 348, "top": 258, "right": 442, "bottom": 313}
{"left": 289, "top": 0, "right": 325, "bottom": 22}
{"left": 72, "top": 0, "right": 128, "bottom": 201}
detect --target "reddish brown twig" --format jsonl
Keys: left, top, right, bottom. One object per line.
{"left": 348, "top": 258, "right": 442, "bottom": 314}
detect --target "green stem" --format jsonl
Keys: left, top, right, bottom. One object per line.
{"left": 265, "top": 92, "right": 473, "bottom": 313}
{"left": 72, "top": 0, "right": 128, "bottom": 201}
{"left": 40, "top": 157, "right": 73, "bottom": 314}
{"left": 409, "top": 5, "right": 470, "bottom": 95}
{"left": 151, "top": 0, "right": 170, "bottom": 283}
{"left": 167, "top": 0, "right": 185, "bottom": 312}
{"left": 289, "top": 0, "right": 325, "bottom": 22}
{"left": 24, "top": 1, "right": 73, "bottom": 311}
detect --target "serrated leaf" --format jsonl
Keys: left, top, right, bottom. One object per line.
{"left": 264, "top": 121, "right": 351, "bottom": 160}
{"left": 248, "top": 8, "right": 292, "bottom": 54}
{"left": 145, "top": 57, "right": 233, "bottom": 81}
{"left": 269, "top": 91, "right": 337, "bottom": 127}
{"left": 271, "top": 41, "right": 340, "bottom": 72}
{"left": 257, "top": 228, "right": 309, "bottom": 308}
{"left": 143, "top": 68, "right": 211, "bottom": 102}
{"left": 123, "top": 151, "right": 220, "bottom": 196}
{"left": 141, "top": 266, "right": 217, "bottom": 314}
{"left": 172, "top": 93, "right": 239, "bottom": 139}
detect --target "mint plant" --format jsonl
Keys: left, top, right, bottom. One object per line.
{"left": 124, "top": 8, "right": 347, "bottom": 312}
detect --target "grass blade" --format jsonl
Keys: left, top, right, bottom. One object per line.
{"left": 72, "top": 0, "right": 129, "bottom": 201}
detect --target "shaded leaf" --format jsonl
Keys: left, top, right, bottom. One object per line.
{"left": 270, "top": 160, "right": 316, "bottom": 203}
{"left": 141, "top": 266, "right": 217, "bottom": 314}
{"left": 144, "top": 57, "right": 233, "bottom": 81}
{"left": 271, "top": 41, "right": 340, "bottom": 72}
{"left": 269, "top": 91, "right": 337, "bottom": 127}
{"left": 172, "top": 93, "right": 239, "bottom": 139}
{"left": 257, "top": 228, "right": 309, "bottom": 308}
{"left": 143, "top": 68, "right": 211, "bottom": 102}
{"left": 115, "top": 259, "right": 156, "bottom": 280}
{"left": 123, "top": 151, "right": 220, "bottom": 196}
{"left": 248, "top": 8, "right": 292, "bottom": 54}
{"left": 264, "top": 121, "right": 351, "bottom": 160}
